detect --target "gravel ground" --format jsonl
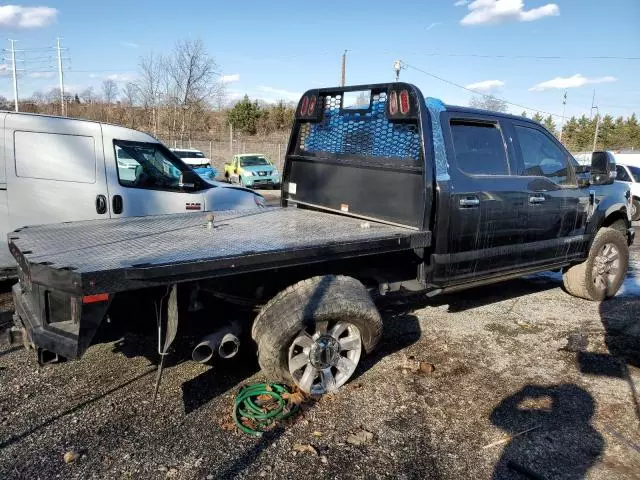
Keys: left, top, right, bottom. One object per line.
{"left": 1, "top": 229, "right": 639, "bottom": 480}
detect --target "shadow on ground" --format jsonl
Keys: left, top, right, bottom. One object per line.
{"left": 490, "top": 384, "right": 603, "bottom": 479}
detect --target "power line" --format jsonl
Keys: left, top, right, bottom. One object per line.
{"left": 401, "top": 61, "right": 565, "bottom": 118}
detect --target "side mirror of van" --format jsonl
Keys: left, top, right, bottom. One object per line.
{"left": 179, "top": 170, "right": 201, "bottom": 190}
{"left": 590, "top": 151, "right": 616, "bottom": 186}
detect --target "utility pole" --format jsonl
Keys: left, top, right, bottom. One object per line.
{"left": 56, "top": 37, "right": 65, "bottom": 116}
{"left": 559, "top": 91, "right": 567, "bottom": 141}
{"left": 340, "top": 50, "right": 347, "bottom": 87}
{"left": 592, "top": 106, "right": 600, "bottom": 152}
{"left": 589, "top": 89, "right": 596, "bottom": 120}
{"left": 393, "top": 60, "right": 402, "bottom": 82}
{"left": 9, "top": 39, "right": 19, "bottom": 112}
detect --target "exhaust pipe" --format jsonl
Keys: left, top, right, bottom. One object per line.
{"left": 192, "top": 322, "right": 241, "bottom": 363}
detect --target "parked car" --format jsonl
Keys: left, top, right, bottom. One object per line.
{"left": 0, "top": 112, "right": 264, "bottom": 275}
{"left": 224, "top": 153, "right": 281, "bottom": 189}
{"left": 8, "top": 83, "right": 633, "bottom": 396}
{"left": 170, "top": 148, "right": 217, "bottom": 180}
{"left": 615, "top": 163, "right": 640, "bottom": 220}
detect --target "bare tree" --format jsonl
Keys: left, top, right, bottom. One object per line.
{"left": 122, "top": 82, "right": 139, "bottom": 106}
{"left": 168, "top": 38, "right": 222, "bottom": 141}
{"left": 138, "top": 52, "right": 165, "bottom": 136}
{"left": 80, "top": 86, "right": 95, "bottom": 104}
{"left": 102, "top": 80, "right": 119, "bottom": 104}
{"left": 470, "top": 95, "right": 508, "bottom": 113}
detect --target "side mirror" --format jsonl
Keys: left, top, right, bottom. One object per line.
{"left": 590, "top": 151, "right": 616, "bottom": 186}
{"left": 179, "top": 170, "right": 200, "bottom": 190}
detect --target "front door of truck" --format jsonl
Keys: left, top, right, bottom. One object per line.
{"left": 509, "top": 121, "right": 587, "bottom": 265}
{"left": 435, "top": 113, "right": 528, "bottom": 283}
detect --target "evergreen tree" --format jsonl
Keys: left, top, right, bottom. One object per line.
{"left": 227, "top": 95, "right": 262, "bottom": 135}
{"left": 542, "top": 115, "right": 557, "bottom": 136}
{"left": 532, "top": 112, "right": 544, "bottom": 124}
{"left": 520, "top": 111, "right": 527, "bottom": 118}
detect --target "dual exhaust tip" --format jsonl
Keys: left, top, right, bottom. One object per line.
{"left": 192, "top": 322, "right": 241, "bottom": 363}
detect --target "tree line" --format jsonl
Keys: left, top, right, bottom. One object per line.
{"left": 472, "top": 94, "right": 639, "bottom": 152}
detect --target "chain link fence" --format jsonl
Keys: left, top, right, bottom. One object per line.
{"left": 159, "top": 135, "right": 290, "bottom": 177}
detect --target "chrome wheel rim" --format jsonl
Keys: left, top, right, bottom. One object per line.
{"left": 288, "top": 320, "right": 362, "bottom": 395}
{"left": 592, "top": 242, "right": 620, "bottom": 294}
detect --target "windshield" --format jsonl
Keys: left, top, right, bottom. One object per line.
{"left": 240, "top": 156, "right": 269, "bottom": 166}
{"left": 174, "top": 150, "right": 206, "bottom": 159}
{"left": 115, "top": 141, "right": 193, "bottom": 190}
{"left": 628, "top": 165, "right": 640, "bottom": 182}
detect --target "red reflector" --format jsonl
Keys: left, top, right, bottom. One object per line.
{"left": 389, "top": 91, "right": 398, "bottom": 115}
{"left": 83, "top": 293, "right": 109, "bottom": 304}
{"left": 399, "top": 90, "right": 410, "bottom": 114}
{"left": 300, "top": 96, "right": 309, "bottom": 116}
{"left": 308, "top": 95, "right": 317, "bottom": 115}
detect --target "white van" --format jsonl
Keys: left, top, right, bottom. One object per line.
{"left": 0, "top": 112, "right": 264, "bottom": 273}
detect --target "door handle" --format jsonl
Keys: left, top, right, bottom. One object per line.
{"left": 459, "top": 196, "right": 480, "bottom": 207}
{"left": 95, "top": 195, "right": 107, "bottom": 214}
{"left": 112, "top": 195, "right": 123, "bottom": 214}
{"left": 529, "top": 195, "right": 546, "bottom": 204}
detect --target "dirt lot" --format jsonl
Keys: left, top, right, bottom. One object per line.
{"left": 1, "top": 229, "right": 639, "bottom": 479}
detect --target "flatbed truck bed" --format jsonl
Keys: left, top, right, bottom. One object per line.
{"left": 9, "top": 207, "right": 428, "bottom": 295}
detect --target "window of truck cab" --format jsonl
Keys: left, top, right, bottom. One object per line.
{"left": 448, "top": 119, "right": 511, "bottom": 176}
{"left": 512, "top": 123, "right": 577, "bottom": 187}
{"left": 113, "top": 140, "right": 201, "bottom": 191}
{"left": 240, "top": 155, "right": 270, "bottom": 167}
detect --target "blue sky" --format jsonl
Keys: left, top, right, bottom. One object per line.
{"left": 1, "top": 0, "right": 639, "bottom": 121}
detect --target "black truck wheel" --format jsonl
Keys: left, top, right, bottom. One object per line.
{"left": 252, "top": 275, "right": 382, "bottom": 395}
{"left": 563, "top": 227, "right": 629, "bottom": 301}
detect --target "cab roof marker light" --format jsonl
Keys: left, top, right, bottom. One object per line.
{"left": 399, "top": 90, "right": 410, "bottom": 115}
{"left": 82, "top": 293, "right": 109, "bottom": 304}
{"left": 308, "top": 95, "right": 317, "bottom": 115}
{"left": 389, "top": 91, "right": 398, "bottom": 116}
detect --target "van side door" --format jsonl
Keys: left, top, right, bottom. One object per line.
{"left": 433, "top": 112, "right": 527, "bottom": 284}
{"left": 4, "top": 114, "right": 110, "bottom": 233}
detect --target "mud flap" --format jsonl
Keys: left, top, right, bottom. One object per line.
{"left": 152, "top": 284, "right": 179, "bottom": 405}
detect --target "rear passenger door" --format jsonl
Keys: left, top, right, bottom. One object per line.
{"left": 509, "top": 121, "right": 587, "bottom": 265}
{"left": 439, "top": 113, "right": 528, "bottom": 282}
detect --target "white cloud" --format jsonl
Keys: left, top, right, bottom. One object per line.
{"left": 529, "top": 74, "right": 617, "bottom": 91}
{"left": 256, "top": 85, "right": 301, "bottom": 102}
{"left": 221, "top": 74, "right": 240, "bottom": 83}
{"left": 426, "top": 22, "right": 440, "bottom": 30}
{"left": 29, "top": 71, "right": 55, "bottom": 79}
{"left": 460, "top": 0, "right": 559, "bottom": 26}
{"left": 120, "top": 41, "right": 139, "bottom": 48}
{"left": 0, "top": 64, "right": 10, "bottom": 77}
{"left": 454, "top": 0, "right": 469, "bottom": 6}
{"left": 0, "top": 5, "right": 57, "bottom": 28}
{"left": 465, "top": 79, "right": 505, "bottom": 92}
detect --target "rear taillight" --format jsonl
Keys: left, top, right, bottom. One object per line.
{"left": 308, "top": 95, "right": 317, "bottom": 115}
{"left": 399, "top": 90, "right": 410, "bottom": 115}
{"left": 389, "top": 91, "right": 398, "bottom": 115}
{"left": 300, "top": 96, "right": 309, "bottom": 116}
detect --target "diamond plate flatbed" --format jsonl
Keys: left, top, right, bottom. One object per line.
{"left": 9, "top": 207, "right": 430, "bottom": 295}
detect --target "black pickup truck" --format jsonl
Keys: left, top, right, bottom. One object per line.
{"left": 8, "top": 83, "right": 635, "bottom": 395}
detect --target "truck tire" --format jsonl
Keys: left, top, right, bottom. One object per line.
{"left": 253, "top": 275, "right": 382, "bottom": 395}
{"left": 631, "top": 198, "right": 640, "bottom": 222}
{"left": 563, "top": 227, "right": 629, "bottom": 301}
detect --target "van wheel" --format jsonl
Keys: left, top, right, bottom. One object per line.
{"left": 631, "top": 198, "right": 640, "bottom": 222}
{"left": 252, "top": 275, "right": 382, "bottom": 395}
{"left": 563, "top": 227, "right": 629, "bottom": 301}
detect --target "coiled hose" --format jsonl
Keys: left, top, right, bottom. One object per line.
{"left": 233, "top": 383, "right": 300, "bottom": 436}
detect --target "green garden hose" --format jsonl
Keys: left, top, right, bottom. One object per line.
{"left": 233, "top": 383, "right": 300, "bottom": 436}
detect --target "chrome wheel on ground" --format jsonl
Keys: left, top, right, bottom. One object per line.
{"left": 288, "top": 320, "right": 362, "bottom": 395}
{"left": 592, "top": 243, "right": 620, "bottom": 294}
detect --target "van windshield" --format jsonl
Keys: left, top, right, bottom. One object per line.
{"left": 114, "top": 141, "right": 193, "bottom": 190}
